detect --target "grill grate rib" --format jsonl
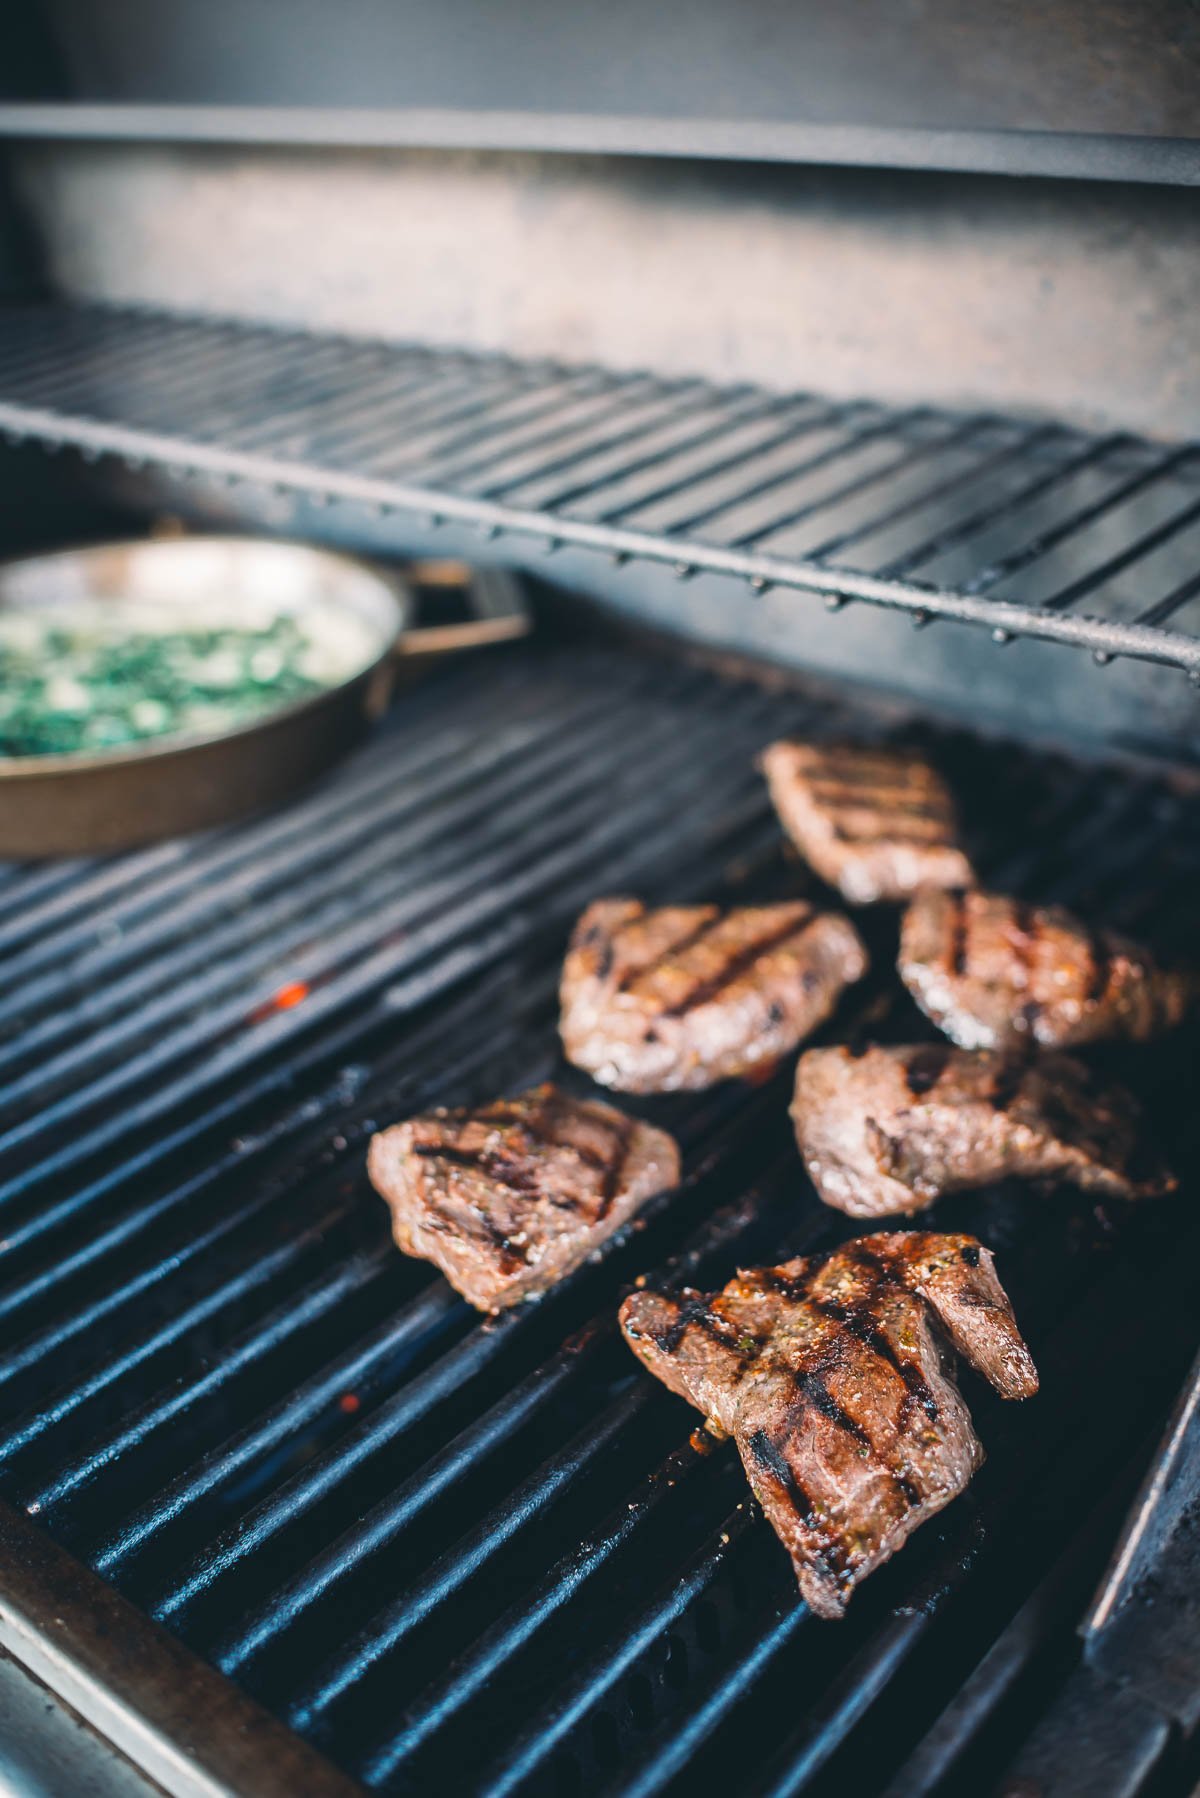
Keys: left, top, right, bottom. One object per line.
{"left": 2, "top": 302, "right": 1200, "bottom": 674}
{"left": 1, "top": 638, "right": 1197, "bottom": 1798}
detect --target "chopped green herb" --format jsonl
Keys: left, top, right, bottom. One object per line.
{"left": 0, "top": 603, "right": 369, "bottom": 758}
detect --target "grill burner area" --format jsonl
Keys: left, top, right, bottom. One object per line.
{"left": 0, "top": 638, "right": 1197, "bottom": 1797}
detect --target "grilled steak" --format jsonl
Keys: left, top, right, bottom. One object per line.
{"left": 620, "top": 1231, "right": 1037, "bottom": 1617}
{"left": 760, "top": 740, "right": 973, "bottom": 904}
{"left": 559, "top": 898, "right": 868, "bottom": 1092}
{"left": 367, "top": 1083, "right": 680, "bottom": 1311}
{"left": 900, "top": 885, "right": 1194, "bottom": 1050}
{"left": 792, "top": 1043, "right": 1175, "bottom": 1217}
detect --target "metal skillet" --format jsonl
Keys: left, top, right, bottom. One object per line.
{"left": 0, "top": 536, "right": 528, "bottom": 858}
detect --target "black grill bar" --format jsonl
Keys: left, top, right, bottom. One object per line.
{"left": 643, "top": 415, "right": 936, "bottom": 554}
{"left": 152, "top": 1096, "right": 790, "bottom": 1649}
{"left": 0, "top": 674, "right": 774, "bottom": 1210}
{"left": 1, "top": 639, "right": 1197, "bottom": 1798}
{"left": 1, "top": 302, "right": 1199, "bottom": 673}
{"left": 871, "top": 435, "right": 1133, "bottom": 587}
{"left": 1039, "top": 490, "right": 1200, "bottom": 613}
{"left": 0, "top": 681, "right": 681, "bottom": 1111}
{"left": 243, "top": 1159, "right": 795, "bottom": 1725}
{"left": 703, "top": 410, "right": 976, "bottom": 548}
{"left": 485, "top": 1502, "right": 760, "bottom": 1798}
{"left": 798, "top": 422, "right": 1062, "bottom": 565}
{"left": 876, "top": 1439, "right": 1152, "bottom": 1798}
{"left": 955, "top": 444, "right": 1200, "bottom": 597}
{"left": 208, "top": 1314, "right": 617, "bottom": 1676}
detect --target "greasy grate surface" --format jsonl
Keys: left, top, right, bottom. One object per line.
{"left": 0, "top": 639, "right": 1198, "bottom": 1798}
{"left": 2, "top": 302, "right": 1200, "bottom": 677}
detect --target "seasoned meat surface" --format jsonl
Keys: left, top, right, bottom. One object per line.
{"left": 367, "top": 1083, "right": 680, "bottom": 1311}
{"left": 559, "top": 898, "right": 868, "bottom": 1092}
{"left": 760, "top": 740, "right": 973, "bottom": 905}
{"left": 900, "top": 886, "right": 1193, "bottom": 1050}
{"left": 620, "top": 1232, "right": 1037, "bottom": 1617}
{"left": 792, "top": 1043, "right": 1175, "bottom": 1217}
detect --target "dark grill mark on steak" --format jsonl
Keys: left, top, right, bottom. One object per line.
{"left": 795, "top": 1364, "right": 872, "bottom": 1452}
{"left": 620, "top": 1232, "right": 1037, "bottom": 1616}
{"left": 818, "top": 1242, "right": 942, "bottom": 1424}
{"left": 661, "top": 915, "right": 814, "bottom": 1019}
{"left": 793, "top": 1042, "right": 1174, "bottom": 1216}
{"left": 419, "top": 1104, "right": 629, "bottom": 1207}
{"left": 1085, "top": 928, "right": 1112, "bottom": 1005}
{"left": 807, "top": 785, "right": 950, "bottom": 826}
{"left": 802, "top": 762, "right": 923, "bottom": 789}
{"left": 829, "top": 815, "right": 945, "bottom": 845}
{"left": 561, "top": 897, "right": 868, "bottom": 1092}
{"left": 1006, "top": 900, "right": 1037, "bottom": 1016}
{"left": 756, "top": 1266, "right": 817, "bottom": 1304}
{"left": 947, "top": 888, "right": 969, "bottom": 978}
{"left": 369, "top": 1084, "right": 680, "bottom": 1311}
{"left": 597, "top": 1117, "right": 636, "bottom": 1214}
{"left": 811, "top": 1296, "right": 940, "bottom": 1425}
{"left": 1010, "top": 899, "right": 1034, "bottom": 949}
{"left": 423, "top": 1194, "right": 530, "bottom": 1270}
{"left": 648, "top": 1292, "right": 747, "bottom": 1356}
{"left": 615, "top": 913, "right": 721, "bottom": 993}
{"left": 472, "top": 1098, "right": 628, "bottom": 1184}
{"left": 789, "top": 1354, "right": 924, "bottom": 1510}
{"left": 746, "top": 1428, "right": 848, "bottom": 1580}
{"left": 761, "top": 741, "right": 973, "bottom": 905}
{"left": 900, "top": 886, "right": 1192, "bottom": 1051}
{"left": 411, "top": 1141, "right": 542, "bottom": 1196}
{"left": 905, "top": 1043, "right": 952, "bottom": 1096}
{"left": 987, "top": 1050, "right": 1032, "bottom": 1114}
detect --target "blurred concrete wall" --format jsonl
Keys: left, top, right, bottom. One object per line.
{"left": 10, "top": 142, "right": 1200, "bottom": 438}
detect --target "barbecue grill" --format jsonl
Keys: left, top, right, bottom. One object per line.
{"left": 2, "top": 10, "right": 1199, "bottom": 1797}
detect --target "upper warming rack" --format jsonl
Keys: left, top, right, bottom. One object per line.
{"left": 1, "top": 301, "right": 1199, "bottom": 678}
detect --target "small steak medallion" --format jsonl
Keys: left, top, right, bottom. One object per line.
{"left": 620, "top": 1232, "right": 1037, "bottom": 1617}
{"left": 560, "top": 898, "right": 868, "bottom": 1093}
{"left": 368, "top": 1083, "right": 680, "bottom": 1311}
{"left": 900, "top": 885, "right": 1193, "bottom": 1050}
{"left": 760, "top": 740, "right": 973, "bottom": 905}
{"left": 791, "top": 1043, "right": 1175, "bottom": 1217}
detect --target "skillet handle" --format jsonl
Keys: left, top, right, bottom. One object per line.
{"left": 396, "top": 564, "right": 531, "bottom": 659}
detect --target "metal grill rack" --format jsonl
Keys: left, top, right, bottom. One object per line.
{"left": 1, "top": 302, "right": 1199, "bottom": 678}
{"left": 0, "top": 638, "right": 1198, "bottom": 1797}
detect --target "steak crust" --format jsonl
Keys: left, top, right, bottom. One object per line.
{"left": 760, "top": 740, "right": 973, "bottom": 905}
{"left": 368, "top": 1083, "right": 680, "bottom": 1311}
{"left": 791, "top": 1043, "right": 1175, "bottom": 1217}
{"left": 620, "top": 1232, "right": 1037, "bottom": 1617}
{"left": 559, "top": 898, "right": 868, "bottom": 1093}
{"left": 900, "top": 885, "right": 1193, "bottom": 1050}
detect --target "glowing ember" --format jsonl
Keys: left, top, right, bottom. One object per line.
{"left": 271, "top": 980, "right": 310, "bottom": 1012}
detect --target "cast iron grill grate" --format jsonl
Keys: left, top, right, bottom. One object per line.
{"left": 1, "top": 301, "right": 1200, "bottom": 676}
{"left": 0, "top": 638, "right": 1197, "bottom": 1796}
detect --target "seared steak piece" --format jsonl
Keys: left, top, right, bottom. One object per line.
{"left": 900, "top": 885, "right": 1194, "bottom": 1050}
{"left": 792, "top": 1043, "right": 1175, "bottom": 1217}
{"left": 620, "top": 1231, "right": 1037, "bottom": 1617}
{"left": 367, "top": 1083, "right": 680, "bottom": 1311}
{"left": 760, "top": 740, "right": 973, "bottom": 905}
{"left": 559, "top": 898, "right": 868, "bottom": 1092}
